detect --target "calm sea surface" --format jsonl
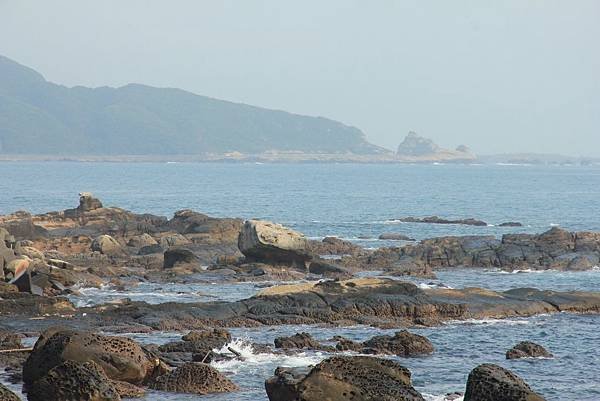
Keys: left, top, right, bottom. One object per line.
{"left": 1, "top": 162, "right": 599, "bottom": 400}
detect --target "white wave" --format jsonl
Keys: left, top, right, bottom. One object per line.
{"left": 445, "top": 318, "right": 531, "bottom": 326}
{"left": 418, "top": 282, "right": 454, "bottom": 290}
{"left": 210, "top": 338, "right": 325, "bottom": 373}
{"left": 422, "top": 393, "right": 464, "bottom": 401}
{"left": 383, "top": 219, "right": 405, "bottom": 225}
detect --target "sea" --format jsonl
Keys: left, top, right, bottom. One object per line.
{"left": 1, "top": 161, "right": 599, "bottom": 400}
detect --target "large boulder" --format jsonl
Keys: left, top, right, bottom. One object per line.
{"left": 361, "top": 330, "right": 434, "bottom": 357}
{"left": 464, "top": 364, "right": 546, "bottom": 401}
{"left": 167, "top": 210, "right": 242, "bottom": 244}
{"left": 0, "top": 211, "right": 48, "bottom": 240}
{"left": 506, "top": 341, "right": 552, "bottom": 360}
{"left": 238, "top": 220, "right": 310, "bottom": 266}
{"left": 127, "top": 233, "right": 158, "bottom": 248}
{"left": 149, "top": 362, "right": 237, "bottom": 395}
{"left": 27, "top": 360, "right": 121, "bottom": 401}
{"left": 23, "top": 328, "right": 161, "bottom": 386}
{"left": 91, "top": 235, "right": 123, "bottom": 256}
{"left": 265, "top": 355, "right": 424, "bottom": 401}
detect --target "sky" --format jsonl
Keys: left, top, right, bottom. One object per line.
{"left": 0, "top": 0, "right": 599, "bottom": 156}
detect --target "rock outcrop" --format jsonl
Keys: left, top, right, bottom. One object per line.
{"left": 359, "top": 227, "right": 600, "bottom": 271}
{"left": 274, "top": 332, "right": 328, "bottom": 351}
{"left": 396, "top": 132, "right": 475, "bottom": 162}
{"left": 464, "top": 364, "right": 546, "bottom": 401}
{"left": 361, "top": 330, "right": 434, "bottom": 356}
{"left": 265, "top": 355, "right": 424, "bottom": 401}
{"left": 238, "top": 220, "right": 310, "bottom": 266}
{"left": 506, "top": 341, "right": 552, "bottom": 360}
{"left": 23, "top": 328, "right": 162, "bottom": 386}
{"left": 149, "top": 362, "right": 237, "bottom": 395}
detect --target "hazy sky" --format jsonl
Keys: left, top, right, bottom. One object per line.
{"left": 1, "top": 1, "right": 599, "bottom": 155}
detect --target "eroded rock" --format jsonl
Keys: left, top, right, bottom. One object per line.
{"left": 464, "top": 364, "right": 546, "bottom": 401}
{"left": 265, "top": 355, "right": 424, "bottom": 401}
{"left": 149, "top": 362, "right": 237, "bottom": 395}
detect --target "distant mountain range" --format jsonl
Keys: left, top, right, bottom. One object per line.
{"left": 0, "top": 55, "right": 385, "bottom": 156}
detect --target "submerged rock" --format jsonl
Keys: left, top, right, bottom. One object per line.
{"left": 149, "top": 362, "right": 237, "bottom": 395}
{"left": 362, "top": 330, "right": 434, "bottom": 357}
{"left": 379, "top": 233, "right": 415, "bottom": 241}
{"left": 506, "top": 341, "right": 552, "bottom": 360}
{"left": 464, "top": 363, "right": 546, "bottom": 401}
{"left": 27, "top": 360, "right": 121, "bottom": 401}
{"left": 399, "top": 216, "right": 488, "bottom": 226}
{"left": 265, "top": 355, "right": 424, "bottom": 401}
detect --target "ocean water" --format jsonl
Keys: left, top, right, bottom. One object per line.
{"left": 1, "top": 162, "right": 600, "bottom": 246}
{"left": 1, "top": 162, "right": 600, "bottom": 400}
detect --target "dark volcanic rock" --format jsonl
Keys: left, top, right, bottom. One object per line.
{"left": 364, "top": 227, "right": 600, "bottom": 271}
{"left": 265, "top": 355, "right": 424, "bottom": 401}
{"left": 362, "top": 330, "right": 434, "bottom": 356}
{"left": 464, "top": 364, "right": 546, "bottom": 401}
{"left": 149, "top": 362, "right": 237, "bottom": 395}
{"left": 379, "top": 233, "right": 415, "bottom": 241}
{"left": 399, "top": 216, "right": 488, "bottom": 226}
{"left": 27, "top": 360, "right": 121, "bottom": 401}
{"left": 23, "top": 328, "right": 161, "bottom": 386}
{"left": 499, "top": 222, "right": 523, "bottom": 227}
{"left": 163, "top": 247, "right": 199, "bottom": 269}
{"left": 274, "top": 332, "right": 325, "bottom": 351}
{"left": 506, "top": 341, "right": 552, "bottom": 359}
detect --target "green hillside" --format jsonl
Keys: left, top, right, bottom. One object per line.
{"left": 0, "top": 55, "right": 385, "bottom": 155}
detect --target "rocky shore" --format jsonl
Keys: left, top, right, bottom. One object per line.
{"left": 0, "top": 194, "right": 598, "bottom": 400}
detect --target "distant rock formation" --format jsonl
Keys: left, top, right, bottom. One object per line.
{"left": 396, "top": 132, "right": 476, "bottom": 162}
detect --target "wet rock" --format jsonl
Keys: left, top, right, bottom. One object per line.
{"left": 238, "top": 220, "right": 310, "bottom": 266}
{"left": 379, "top": 233, "right": 415, "bottom": 241}
{"left": 265, "top": 355, "right": 424, "bottom": 401}
{"left": 27, "top": 360, "right": 121, "bottom": 401}
{"left": 110, "top": 380, "right": 145, "bottom": 398}
{"left": 274, "top": 332, "right": 324, "bottom": 350}
{"left": 0, "top": 383, "right": 20, "bottom": 401}
{"left": 159, "top": 329, "right": 231, "bottom": 355}
{"left": 23, "top": 328, "right": 160, "bottom": 386}
{"left": 464, "top": 363, "right": 546, "bottom": 401}
{"left": 362, "top": 330, "right": 434, "bottom": 357}
{"left": 149, "top": 362, "right": 238, "bottom": 395}
{"left": 399, "top": 216, "right": 488, "bottom": 226}
{"left": 163, "top": 247, "right": 199, "bottom": 269}
{"left": 0, "top": 330, "right": 22, "bottom": 350}
{"left": 499, "top": 222, "right": 523, "bottom": 227}
{"left": 506, "top": 341, "right": 552, "bottom": 359}
{"left": 91, "top": 235, "right": 123, "bottom": 256}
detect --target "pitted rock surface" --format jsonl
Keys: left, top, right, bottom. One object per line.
{"left": 149, "top": 362, "right": 238, "bottom": 394}
{"left": 464, "top": 364, "right": 546, "bottom": 401}
{"left": 506, "top": 342, "right": 552, "bottom": 360}
{"left": 27, "top": 360, "right": 121, "bottom": 401}
{"left": 0, "top": 383, "right": 20, "bottom": 401}
{"left": 362, "top": 330, "right": 434, "bottom": 356}
{"left": 265, "top": 355, "right": 425, "bottom": 401}
{"left": 23, "top": 328, "right": 156, "bottom": 386}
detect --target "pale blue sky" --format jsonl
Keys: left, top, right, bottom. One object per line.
{"left": 1, "top": 0, "right": 598, "bottom": 155}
